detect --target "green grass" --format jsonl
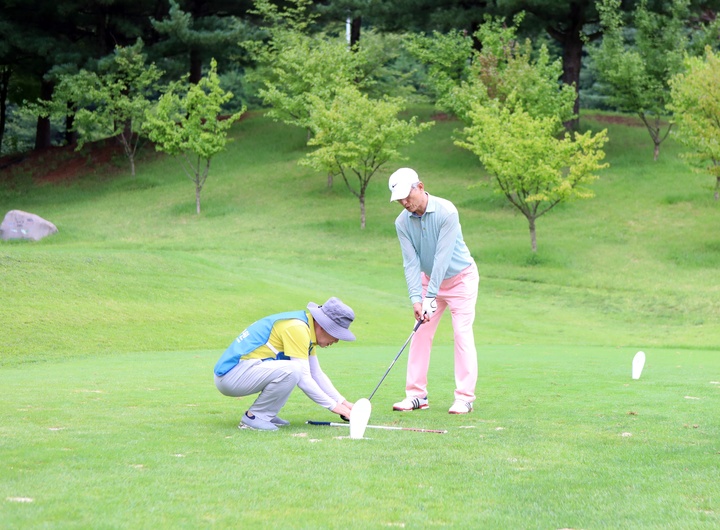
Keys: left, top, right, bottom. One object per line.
{"left": 1, "top": 109, "right": 719, "bottom": 528}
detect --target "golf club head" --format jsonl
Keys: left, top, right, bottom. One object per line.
{"left": 349, "top": 398, "right": 372, "bottom": 439}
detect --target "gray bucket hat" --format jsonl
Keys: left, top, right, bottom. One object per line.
{"left": 307, "top": 297, "right": 356, "bottom": 341}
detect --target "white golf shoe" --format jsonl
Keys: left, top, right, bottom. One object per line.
{"left": 448, "top": 400, "right": 473, "bottom": 414}
{"left": 392, "top": 396, "right": 429, "bottom": 411}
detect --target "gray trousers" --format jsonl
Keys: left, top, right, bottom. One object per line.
{"left": 214, "top": 359, "right": 301, "bottom": 421}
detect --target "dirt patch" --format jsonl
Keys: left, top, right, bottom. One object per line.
{"left": 583, "top": 113, "right": 647, "bottom": 127}
{"left": 0, "top": 137, "right": 130, "bottom": 185}
{"left": 1, "top": 113, "right": 247, "bottom": 186}
{"left": 430, "top": 112, "right": 458, "bottom": 122}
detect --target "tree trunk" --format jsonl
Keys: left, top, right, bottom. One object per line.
{"left": 0, "top": 66, "right": 10, "bottom": 153}
{"left": 327, "top": 172, "right": 333, "bottom": 188}
{"left": 528, "top": 216, "right": 537, "bottom": 253}
{"left": 360, "top": 194, "right": 366, "bottom": 229}
{"left": 350, "top": 16, "right": 361, "bottom": 48}
{"left": 715, "top": 176, "right": 719, "bottom": 201}
{"left": 559, "top": 30, "right": 583, "bottom": 131}
{"left": 196, "top": 185, "right": 202, "bottom": 214}
{"left": 34, "top": 78, "right": 53, "bottom": 150}
{"left": 65, "top": 109, "right": 77, "bottom": 147}
{"left": 189, "top": 48, "right": 202, "bottom": 85}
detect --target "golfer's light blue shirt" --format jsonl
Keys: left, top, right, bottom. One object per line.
{"left": 395, "top": 193, "right": 475, "bottom": 304}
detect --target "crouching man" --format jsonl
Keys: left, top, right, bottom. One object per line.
{"left": 214, "top": 297, "right": 356, "bottom": 431}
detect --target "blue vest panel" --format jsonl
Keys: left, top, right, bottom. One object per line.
{"left": 213, "top": 310, "right": 308, "bottom": 376}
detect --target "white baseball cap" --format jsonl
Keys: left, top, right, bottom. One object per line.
{"left": 388, "top": 168, "right": 419, "bottom": 202}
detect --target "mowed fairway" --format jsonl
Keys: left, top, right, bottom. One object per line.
{"left": 1, "top": 109, "right": 719, "bottom": 528}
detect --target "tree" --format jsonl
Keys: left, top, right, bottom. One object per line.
{"left": 1, "top": 0, "right": 165, "bottom": 152}
{"left": 42, "top": 42, "right": 163, "bottom": 176}
{"left": 457, "top": 102, "right": 608, "bottom": 252}
{"left": 144, "top": 59, "right": 245, "bottom": 214}
{"left": 410, "top": 14, "right": 576, "bottom": 125}
{"left": 150, "top": 0, "right": 253, "bottom": 84}
{"left": 404, "top": 29, "right": 474, "bottom": 110}
{"left": 668, "top": 47, "right": 720, "bottom": 200}
{"left": 245, "top": 0, "right": 371, "bottom": 139}
{"left": 300, "top": 85, "right": 434, "bottom": 229}
{"left": 453, "top": 16, "right": 608, "bottom": 252}
{"left": 591, "top": 0, "right": 690, "bottom": 161}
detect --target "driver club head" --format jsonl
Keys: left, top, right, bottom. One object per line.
{"left": 349, "top": 398, "right": 372, "bottom": 439}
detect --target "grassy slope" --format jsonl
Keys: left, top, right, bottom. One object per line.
{"left": 1, "top": 109, "right": 719, "bottom": 365}
{"left": 1, "top": 109, "right": 719, "bottom": 528}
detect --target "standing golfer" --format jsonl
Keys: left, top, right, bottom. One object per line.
{"left": 389, "top": 167, "right": 479, "bottom": 414}
{"left": 214, "top": 297, "right": 356, "bottom": 431}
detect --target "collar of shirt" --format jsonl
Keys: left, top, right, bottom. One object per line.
{"left": 411, "top": 192, "right": 436, "bottom": 218}
{"left": 307, "top": 312, "right": 317, "bottom": 355}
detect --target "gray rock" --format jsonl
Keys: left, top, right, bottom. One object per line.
{"left": 1, "top": 210, "right": 58, "bottom": 241}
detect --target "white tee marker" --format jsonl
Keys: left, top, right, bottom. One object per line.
{"left": 632, "top": 351, "right": 646, "bottom": 380}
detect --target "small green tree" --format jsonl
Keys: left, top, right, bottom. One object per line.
{"left": 406, "top": 14, "right": 576, "bottom": 127}
{"left": 300, "top": 85, "right": 434, "bottom": 229}
{"left": 668, "top": 47, "right": 720, "bottom": 200}
{"left": 144, "top": 59, "right": 245, "bottom": 214}
{"left": 457, "top": 99, "right": 608, "bottom": 252}
{"left": 245, "top": 0, "right": 373, "bottom": 140}
{"left": 591, "top": 0, "right": 689, "bottom": 161}
{"left": 452, "top": 16, "right": 608, "bottom": 252}
{"left": 405, "top": 29, "right": 473, "bottom": 110}
{"left": 40, "top": 41, "right": 162, "bottom": 176}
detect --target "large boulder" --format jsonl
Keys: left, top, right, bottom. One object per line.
{"left": 1, "top": 210, "right": 58, "bottom": 241}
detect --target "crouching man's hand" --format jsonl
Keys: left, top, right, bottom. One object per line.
{"left": 332, "top": 401, "right": 352, "bottom": 419}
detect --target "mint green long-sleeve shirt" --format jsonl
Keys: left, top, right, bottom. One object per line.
{"left": 394, "top": 193, "right": 475, "bottom": 304}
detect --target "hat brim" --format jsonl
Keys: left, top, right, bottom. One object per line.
{"left": 390, "top": 184, "right": 411, "bottom": 202}
{"left": 308, "top": 303, "right": 356, "bottom": 342}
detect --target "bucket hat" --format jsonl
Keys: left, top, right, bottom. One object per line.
{"left": 307, "top": 297, "right": 356, "bottom": 341}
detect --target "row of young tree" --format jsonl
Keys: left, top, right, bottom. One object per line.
{"left": 3, "top": 0, "right": 719, "bottom": 153}
{"left": 1, "top": 0, "right": 719, "bottom": 248}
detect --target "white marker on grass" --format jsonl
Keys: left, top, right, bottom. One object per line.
{"left": 632, "top": 351, "right": 646, "bottom": 380}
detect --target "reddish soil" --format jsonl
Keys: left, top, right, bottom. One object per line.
{"left": 583, "top": 113, "right": 647, "bottom": 127}
{"left": 1, "top": 114, "right": 247, "bottom": 185}
{"left": 0, "top": 112, "right": 644, "bottom": 186}
{"left": 0, "top": 137, "right": 131, "bottom": 184}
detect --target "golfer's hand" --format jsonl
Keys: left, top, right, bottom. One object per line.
{"left": 421, "top": 297, "right": 437, "bottom": 321}
{"left": 332, "top": 402, "right": 352, "bottom": 418}
{"left": 413, "top": 302, "right": 423, "bottom": 321}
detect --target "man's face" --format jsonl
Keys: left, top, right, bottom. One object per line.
{"left": 315, "top": 324, "right": 339, "bottom": 348}
{"left": 397, "top": 183, "right": 425, "bottom": 214}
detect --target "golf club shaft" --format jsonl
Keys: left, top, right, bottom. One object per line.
{"left": 306, "top": 420, "right": 447, "bottom": 434}
{"left": 367, "top": 320, "right": 423, "bottom": 401}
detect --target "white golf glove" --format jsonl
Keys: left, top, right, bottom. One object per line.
{"left": 421, "top": 297, "right": 437, "bottom": 319}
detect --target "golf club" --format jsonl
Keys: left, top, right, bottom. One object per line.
{"left": 336, "top": 320, "right": 424, "bottom": 438}
{"left": 367, "top": 319, "right": 423, "bottom": 401}
{"left": 306, "top": 420, "right": 447, "bottom": 434}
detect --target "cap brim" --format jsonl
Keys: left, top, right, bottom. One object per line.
{"left": 390, "top": 187, "right": 410, "bottom": 202}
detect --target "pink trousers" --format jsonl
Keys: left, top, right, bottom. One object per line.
{"left": 405, "top": 262, "right": 479, "bottom": 402}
